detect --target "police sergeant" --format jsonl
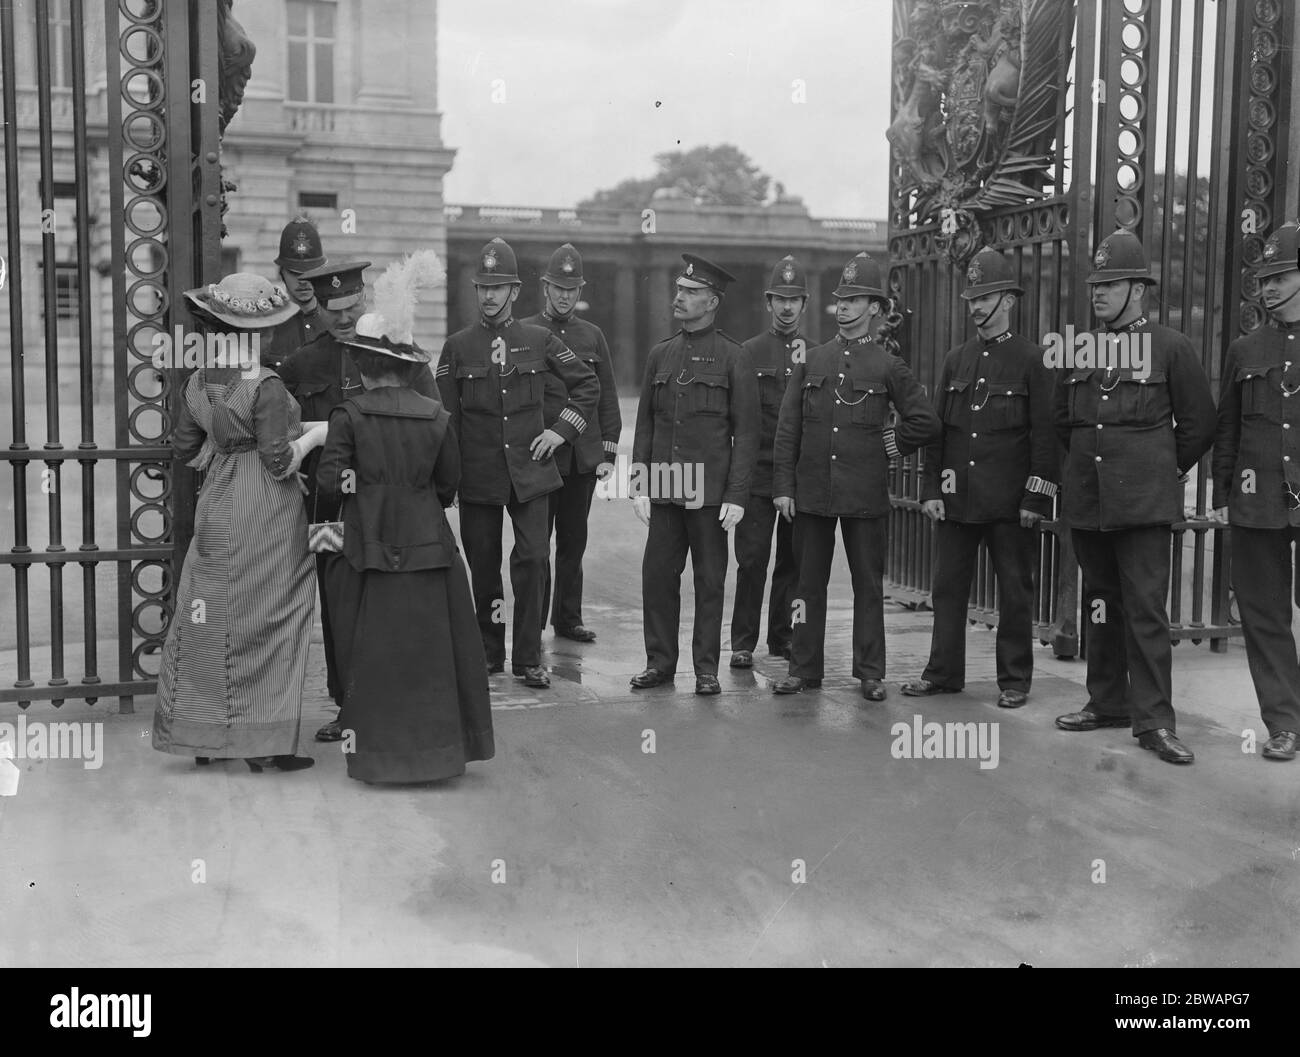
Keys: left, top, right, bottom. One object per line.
{"left": 728, "top": 255, "right": 808, "bottom": 669}
{"left": 903, "top": 247, "right": 1058, "bottom": 708}
{"left": 436, "top": 238, "right": 600, "bottom": 689}
{"left": 522, "top": 243, "right": 622, "bottom": 643}
{"left": 772, "top": 252, "right": 940, "bottom": 700}
{"left": 1213, "top": 222, "right": 1300, "bottom": 761}
{"left": 1053, "top": 230, "right": 1216, "bottom": 764}
{"left": 630, "top": 254, "right": 760, "bottom": 696}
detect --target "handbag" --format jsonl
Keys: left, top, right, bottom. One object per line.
{"left": 307, "top": 452, "right": 344, "bottom": 554}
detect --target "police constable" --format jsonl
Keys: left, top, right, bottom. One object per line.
{"left": 263, "top": 216, "right": 330, "bottom": 370}
{"left": 437, "top": 238, "right": 600, "bottom": 689}
{"left": 902, "top": 248, "right": 1058, "bottom": 708}
{"left": 772, "top": 252, "right": 940, "bottom": 699}
{"left": 630, "top": 254, "right": 760, "bottom": 695}
{"left": 1054, "top": 230, "right": 1215, "bottom": 764}
{"left": 728, "top": 255, "right": 808, "bottom": 668}
{"left": 522, "top": 243, "right": 622, "bottom": 643}
{"left": 1212, "top": 222, "right": 1300, "bottom": 761}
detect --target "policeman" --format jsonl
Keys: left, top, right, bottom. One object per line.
{"left": 1213, "top": 222, "right": 1300, "bottom": 761}
{"left": 902, "top": 248, "right": 1058, "bottom": 708}
{"left": 630, "top": 254, "right": 760, "bottom": 695}
{"left": 263, "top": 216, "right": 329, "bottom": 370}
{"left": 521, "top": 243, "right": 622, "bottom": 642}
{"left": 772, "top": 252, "right": 940, "bottom": 699}
{"left": 728, "top": 255, "right": 807, "bottom": 668}
{"left": 1054, "top": 230, "right": 1215, "bottom": 763}
{"left": 437, "top": 238, "right": 600, "bottom": 689}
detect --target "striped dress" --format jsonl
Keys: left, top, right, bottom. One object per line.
{"left": 152, "top": 368, "right": 316, "bottom": 758}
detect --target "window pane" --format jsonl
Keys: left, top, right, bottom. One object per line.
{"left": 314, "top": 43, "right": 333, "bottom": 103}
{"left": 315, "top": 3, "right": 335, "bottom": 39}
{"left": 287, "top": 41, "right": 308, "bottom": 100}
{"left": 287, "top": 0, "right": 308, "bottom": 38}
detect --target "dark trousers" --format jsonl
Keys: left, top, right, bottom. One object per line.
{"left": 922, "top": 519, "right": 1036, "bottom": 692}
{"left": 1232, "top": 525, "right": 1300, "bottom": 735}
{"left": 1072, "top": 526, "right": 1174, "bottom": 735}
{"left": 460, "top": 493, "right": 549, "bottom": 669}
{"left": 789, "top": 513, "right": 887, "bottom": 681}
{"left": 540, "top": 471, "right": 598, "bottom": 631}
{"left": 730, "top": 494, "right": 797, "bottom": 654}
{"left": 317, "top": 552, "right": 341, "bottom": 705}
{"left": 642, "top": 503, "right": 729, "bottom": 676}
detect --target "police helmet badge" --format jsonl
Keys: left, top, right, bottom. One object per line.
{"left": 843, "top": 259, "right": 858, "bottom": 283}
{"left": 561, "top": 255, "right": 575, "bottom": 274}
{"left": 967, "top": 258, "right": 983, "bottom": 284}
{"left": 293, "top": 231, "right": 311, "bottom": 258}
{"left": 1094, "top": 243, "right": 1111, "bottom": 267}
{"left": 483, "top": 249, "right": 498, "bottom": 273}
{"left": 781, "top": 260, "right": 796, "bottom": 284}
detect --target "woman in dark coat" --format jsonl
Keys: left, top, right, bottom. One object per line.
{"left": 314, "top": 256, "right": 493, "bottom": 783}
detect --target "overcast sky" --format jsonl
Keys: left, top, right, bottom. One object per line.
{"left": 438, "top": 0, "right": 896, "bottom": 220}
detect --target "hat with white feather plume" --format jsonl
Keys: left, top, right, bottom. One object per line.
{"left": 343, "top": 250, "right": 446, "bottom": 363}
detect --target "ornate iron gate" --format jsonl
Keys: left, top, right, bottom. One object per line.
{"left": 1, "top": 0, "right": 221, "bottom": 710}
{"left": 885, "top": 0, "right": 1288, "bottom": 654}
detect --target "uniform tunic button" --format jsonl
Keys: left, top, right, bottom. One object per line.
{"left": 504, "top": 444, "right": 510, "bottom": 448}
{"left": 1096, "top": 424, "right": 1103, "bottom": 429}
{"left": 832, "top": 455, "right": 837, "bottom": 460}
{"left": 971, "top": 432, "right": 977, "bottom": 438}
{"left": 1095, "top": 456, "right": 1102, "bottom": 462}
{"left": 982, "top": 351, "right": 989, "bottom": 356}
{"left": 968, "top": 460, "right": 975, "bottom": 466}
{"left": 1101, "top": 395, "right": 1109, "bottom": 400}
{"left": 833, "top": 427, "right": 839, "bottom": 433}
{"left": 501, "top": 389, "right": 507, "bottom": 394}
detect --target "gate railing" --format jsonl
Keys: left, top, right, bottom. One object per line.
{"left": 1, "top": 0, "right": 218, "bottom": 710}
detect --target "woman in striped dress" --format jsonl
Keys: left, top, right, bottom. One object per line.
{"left": 152, "top": 273, "right": 322, "bottom": 773}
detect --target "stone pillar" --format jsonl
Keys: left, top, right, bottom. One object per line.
{"left": 615, "top": 262, "right": 638, "bottom": 389}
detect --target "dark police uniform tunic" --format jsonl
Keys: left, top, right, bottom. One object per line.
{"left": 730, "top": 327, "right": 804, "bottom": 656}
{"left": 1214, "top": 319, "right": 1300, "bottom": 734}
{"left": 917, "top": 330, "right": 1058, "bottom": 692}
{"left": 263, "top": 305, "right": 326, "bottom": 370}
{"left": 773, "top": 335, "right": 940, "bottom": 681}
{"left": 633, "top": 323, "right": 759, "bottom": 676}
{"left": 1055, "top": 318, "right": 1216, "bottom": 734}
{"left": 522, "top": 310, "right": 622, "bottom": 633}
{"left": 436, "top": 316, "right": 599, "bottom": 669}
{"left": 279, "top": 331, "right": 440, "bottom": 704}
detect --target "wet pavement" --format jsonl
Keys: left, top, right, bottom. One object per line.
{"left": 3, "top": 409, "right": 1298, "bottom": 967}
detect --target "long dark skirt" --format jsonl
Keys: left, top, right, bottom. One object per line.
{"left": 323, "top": 555, "right": 494, "bottom": 783}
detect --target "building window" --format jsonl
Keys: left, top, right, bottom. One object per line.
{"left": 298, "top": 191, "right": 337, "bottom": 211}
{"left": 39, "top": 261, "right": 79, "bottom": 320}
{"left": 286, "top": 0, "right": 336, "bottom": 104}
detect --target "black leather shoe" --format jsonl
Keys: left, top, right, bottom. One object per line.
{"left": 1263, "top": 731, "right": 1298, "bottom": 761}
{"left": 861, "top": 679, "right": 887, "bottom": 701}
{"left": 520, "top": 665, "right": 550, "bottom": 689}
{"left": 730, "top": 651, "right": 753, "bottom": 669}
{"left": 773, "top": 676, "right": 821, "bottom": 694}
{"left": 630, "top": 668, "right": 673, "bottom": 689}
{"left": 768, "top": 642, "right": 792, "bottom": 660}
{"left": 246, "top": 755, "right": 315, "bottom": 773}
{"left": 997, "top": 689, "right": 1028, "bottom": 709}
{"left": 1055, "top": 708, "right": 1129, "bottom": 731}
{"left": 1138, "top": 728, "right": 1194, "bottom": 764}
{"left": 901, "top": 678, "right": 960, "bottom": 697}
{"left": 487, "top": 661, "right": 505, "bottom": 676}
{"left": 556, "top": 625, "right": 597, "bottom": 643}
{"left": 315, "top": 720, "right": 344, "bottom": 742}
{"left": 695, "top": 674, "right": 721, "bottom": 695}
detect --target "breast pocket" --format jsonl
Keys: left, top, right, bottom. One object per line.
{"left": 756, "top": 366, "right": 783, "bottom": 410}
{"left": 983, "top": 378, "right": 1029, "bottom": 431}
{"left": 801, "top": 373, "right": 827, "bottom": 422}
{"left": 847, "top": 379, "right": 889, "bottom": 427}
{"left": 504, "top": 360, "right": 546, "bottom": 415}
{"left": 1111, "top": 369, "right": 1167, "bottom": 424}
{"left": 691, "top": 372, "right": 730, "bottom": 416}
{"left": 454, "top": 362, "right": 493, "bottom": 410}
{"left": 651, "top": 370, "right": 672, "bottom": 415}
{"left": 1064, "top": 371, "right": 1096, "bottom": 423}
{"left": 1237, "top": 364, "right": 1280, "bottom": 422}
{"left": 942, "top": 378, "right": 970, "bottom": 425}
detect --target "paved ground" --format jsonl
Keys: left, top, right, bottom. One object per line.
{"left": 2, "top": 402, "right": 1298, "bottom": 967}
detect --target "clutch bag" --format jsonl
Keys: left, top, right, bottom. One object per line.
{"left": 308, "top": 520, "right": 343, "bottom": 553}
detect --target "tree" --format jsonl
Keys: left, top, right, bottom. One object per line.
{"left": 578, "top": 144, "right": 776, "bottom": 209}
